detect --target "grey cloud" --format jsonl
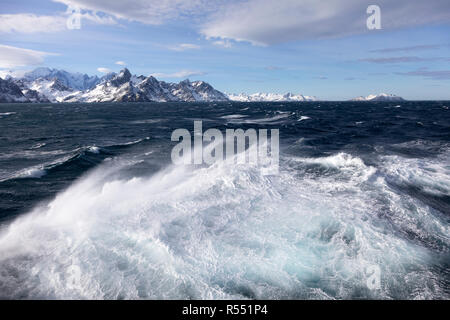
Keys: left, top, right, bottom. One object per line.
{"left": 395, "top": 69, "right": 450, "bottom": 80}
{"left": 344, "top": 77, "right": 365, "bottom": 80}
{"left": 359, "top": 57, "right": 447, "bottom": 63}
{"left": 54, "top": 0, "right": 212, "bottom": 25}
{"left": 53, "top": 1, "right": 450, "bottom": 46}
{"left": 369, "top": 45, "right": 442, "bottom": 53}
{"left": 201, "top": 0, "right": 450, "bottom": 45}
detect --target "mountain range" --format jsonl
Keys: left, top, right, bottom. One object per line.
{"left": 0, "top": 68, "right": 405, "bottom": 103}
{"left": 350, "top": 93, "right": 405, "bottom": 102}
{"left": 227, "top": 92, "right": 318, "bottom": 102}
{"left": 0, "top": 68, "right": 229, "bottom": 103}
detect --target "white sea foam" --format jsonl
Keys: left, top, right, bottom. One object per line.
{"left": 18, "top": 167, "right": 47, "bottom": 179}
{"left": 88, "top": 146, "right": 100, "bottom": 154}
{"left": 0, "top": 112, "right": 16, "bottom": 117}
{"left": 220, "top": 114, "right": 247, "bottom": 119}
{"left": 228, "top": 113, "right": 291, "bottom": 124}
{"left": 30, "top": 143, "right": 47, "bottom": 149}
{"left": 123, "top": 137, "right": 150, "bottom": 145}
{"left": 380, "top": 153, "right": 450, "bottom": 197}
{"left": 0, "top": 149, "right": 446, "bottom": 299}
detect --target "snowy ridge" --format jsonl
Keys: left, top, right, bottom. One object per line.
{"left": 63, "top": 69, "right": 229, "bottom": 103}
{"left": 351, "top": 93, "right": 405, "bottom": 102}
{"left": 22, "top": 67, "right": 102, "bottom": 91}
{"left": 0, "top": 68, "right": 229, "bottom": 103}
{"left": 1, "top": 68, "right": 406, "bottom": 103}
{"left": 227, "top": 92, "right": 318, "bottom": 102}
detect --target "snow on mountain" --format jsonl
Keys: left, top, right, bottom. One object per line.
{"left": 0, "top": 78, "right": 28, "bottom": 103}
{"left": 64, "top": 69, "right": 229, "bottom": 103}
{"left": 2, "top": 67, "right": 405, "bottom": 104}
{"left": 64, "top": 68, "right": 143, "bottom": 102}
{"left": 351, "top": 93, "right": 405, "bottom": 102}
{"left": 27, "top": 78, "right": 74, "bottom": 102}
{"left": 227, "top": 92, "right": 318, "bottom": 102}
{"left": 22, "top": 67, "right": 102, "bottom": 91}
{"left": 165, "top": 79, "right": 229, "bottom": 102}
{"left": 0, "top": 67, "right": 229, "bottom": 103}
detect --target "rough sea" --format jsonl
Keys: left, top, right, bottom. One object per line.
{"left": 0, "top": 101, "right": 448, "bottom": 299}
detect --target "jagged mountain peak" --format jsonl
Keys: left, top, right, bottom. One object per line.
{"left": 22, "top": 67, "right": 100, "bottom": 91}
{"left": 49, "top": 78, "right": 72, "bottom": 92}
{"left": 119, "top": 68, "right": 131, "bottom": 77}
{"left": 109, "top": 68, "right": 132, "bottom": 87}
{"left": 2, "top": 67, "right": 232, "bottom": 103}
{"left": 0, "top": 77, "right": 27, "bottom": 103}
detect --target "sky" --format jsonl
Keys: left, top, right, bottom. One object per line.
{"left": 0, "top": 0, "right": 449, "bottom": 100}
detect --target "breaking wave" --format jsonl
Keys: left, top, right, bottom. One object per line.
{"left": 0, "top": 147, "right": 448, "bottom": 299}
{"left": 0, "top": 137, "right": 152, "bottom": 183}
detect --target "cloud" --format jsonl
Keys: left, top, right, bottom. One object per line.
{"left": 212, "top": 40, "right": 232, "bottom": 48}
{"left": 200, "top": 0, "right": 450, "bottom": 45}
{"left": 167, "top": 43, "right": 201, "bottom": 51}
{"left": 315, "top": 76, "right": 328, "bottom": 80}
{"left": 369, "top": 45, "right": 442, "bottom": 53}
{"left": 0, "top": 69, "right": 30, "bottom": 79}
{"left": 151, "top": 70, "right": 205, "bottom": 78}
{"left": 115, "top": 61, "right": 126, "bottom": 66}
{"left": 43, "top": 1, "right": 450, "bottom": 46}
{"left": 396, "top": 68, "right": 450, "bottom": 80}
{"left": 360, "top": 57, "right": 428, "bottom": 63}
{"left": 359, "top": 56, "right": 447, "bottom": 63}
{"left": 97, "top": 67, "right": 112, "bottom": 73}
{"left": 53, "top": 0, "right": 211, "bottom": 25}
{"left": 0, "top": 11, "right": 116, "bottom": 34}
{"left": 0, "top": 44, "right": 56, "bottom": 68}
{"left": 0, "top": 14, "right": 66, "bottom": 33}
{"left": 78, "top": 11, "right": 117, "bottom": 26}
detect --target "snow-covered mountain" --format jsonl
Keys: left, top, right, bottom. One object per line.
{"left": 22, "top": 67, "right": 103, "bottom": 91}
{"left": 0, "top": 69, "right": 406, "bottom": 104}
{"left": 351, "top": 93, "right": 405, "bottom": 102}
{"left": 64, "top": 69, "right": 229, "bottom": 103}
{"left": 0, "top": 68, "right": 229, "bottom": 103}
{"left": 227, "top": 92, "right": 318, "bottom": 102}
{"left": 0, "top": 78, "right": 29, "bottom": 103}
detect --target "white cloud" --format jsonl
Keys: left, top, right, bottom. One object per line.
{"left": 115, "top": 61, "right": 126, "bottom": 66}
{"left": 0, "top": 69, "right": 30, "bottom": 79}
{"left": 79, "top": 12, "right": 117, "bottom": 25}
{"left": 0, "top": 11, "right": 116, "bottom": 34}
{"left": 39, "top": 0, "right": 450, "bottom": 46}
{"left": 97, "top": 67, "right": 112, "bottom": 73}
{"left": 0, "top": 14, "right": 67, "bottom": 33}
{"left": 212, "top": 40, "right": 232, "bottom": 48}
{"left": 200, "top": 0, "right": 450, "bottom": 45}
{"left": 151, "top": 70, "right": 205, "bottom": 79}
{"left": 53, "top": 0, "right": 211, "bottom": 25}
{"left": 0, "top": 44, "right": 56, "bottom": 68}
{"left": 167, "top": 43, "right": 201, "bottom": 51}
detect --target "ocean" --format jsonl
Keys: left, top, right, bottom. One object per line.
{"left": 0, "top": 101, "right": 448, "bottom": 299}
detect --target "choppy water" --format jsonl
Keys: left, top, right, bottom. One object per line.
{"left": 0, "top": 101, "right": 449, "bottom": 299}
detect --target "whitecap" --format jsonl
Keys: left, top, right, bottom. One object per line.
{"left": 0, "top": 112, "right": 16, "bottom": 117}
{"left": 0, "top": 148, "right": 445, "bottom": 299}
{"left": 88, "top": 146, "right": 100, "bottom": 154}
{"left": 220, "top": 114, "right": 247, "bottom": 119}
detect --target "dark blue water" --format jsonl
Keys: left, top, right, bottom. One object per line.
{"left": 0, "top": 101, "right": 448, "bottom": 299}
